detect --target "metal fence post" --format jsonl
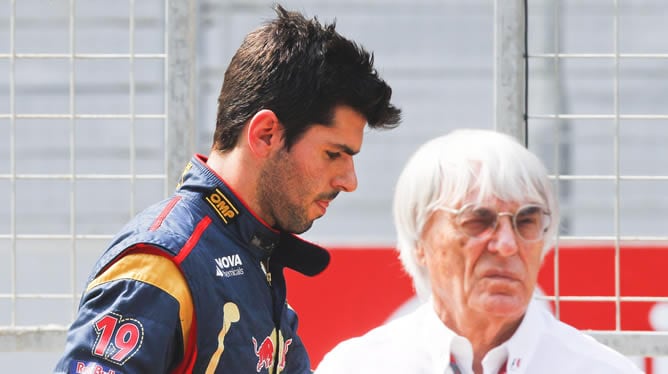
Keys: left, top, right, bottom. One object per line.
{"left": 167, "top": 0, "right": 197, "bottom": 191}
{"left": 494, "top": 0, "right": 526, "bottom": 145}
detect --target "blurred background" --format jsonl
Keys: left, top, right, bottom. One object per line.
{"left": 1, "top": 0, "right": 667, "bottom": 372}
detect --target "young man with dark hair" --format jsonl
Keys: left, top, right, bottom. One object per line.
{"left": 54, "top": 5, "right": 401, "bottom": 373}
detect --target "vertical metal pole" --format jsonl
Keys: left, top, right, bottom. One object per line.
{"left": 166, "top": 0, "right": 197, "bottom": 192}
{"left": 612, "top": 0, "right": 622, "bottom": 332}
{"left": 130, "top": 0, "right": 137, "bottom": 215}
{"left": 494, "top": 0, "right": 526, "bottom": 145}
{"left": 9, "top": 0, "right": 17, "bottom": 328}
{"left": 551, "top": 0, "right": 562, "bottom": 321}
{"left": 68, "top": 0, "right": 78, "bottom": 318}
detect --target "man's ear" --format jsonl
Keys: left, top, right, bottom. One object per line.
{"left": 415, "top": 241, "right": 427, "bottom": 267}
{"left": 247, "top": 109, "right": 283, "bottom": 157}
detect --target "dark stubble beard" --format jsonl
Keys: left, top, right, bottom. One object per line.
{"left": 257, "top": 149, "right": 314, "bottom": 234}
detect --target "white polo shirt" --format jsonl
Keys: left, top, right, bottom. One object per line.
{"left": 314, "top": 300, "right": 644, "bottom": 374}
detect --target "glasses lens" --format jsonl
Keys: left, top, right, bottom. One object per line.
{"left": 514, "top": 205, "right": 546, "bottom": 241}
{"left": 457, "top": 205, "right": 496, "bottom": 237}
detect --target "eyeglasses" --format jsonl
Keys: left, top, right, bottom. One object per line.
{"left": 439, "top": 203, "right": 552, "bottom": 242}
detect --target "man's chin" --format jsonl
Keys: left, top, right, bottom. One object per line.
{"left": 279, "top": 220, "right": 314, "bottom": 235}
{"left": 478, "top": 294, "right": 528, "bottom": 318}
{"left": 293, "top": 225, "right": 313, "bottom": 235}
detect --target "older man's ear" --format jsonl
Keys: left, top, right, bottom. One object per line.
{"left": 415, "top": 242, "right": 427, "bottom": 267}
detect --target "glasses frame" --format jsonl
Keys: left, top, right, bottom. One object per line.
{"left": 439, "top": 203, "right": 552, "bottom": 242}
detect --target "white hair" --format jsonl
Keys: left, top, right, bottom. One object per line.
{"left": 392, "top": 129, "right": 559, "bottom": 300}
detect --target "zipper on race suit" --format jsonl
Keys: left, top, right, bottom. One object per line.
{"left": 260, "top": 259, "right": 272, "bottom": 286}
{"left": 262, "top": 258, "right": 281, "bottom": 374}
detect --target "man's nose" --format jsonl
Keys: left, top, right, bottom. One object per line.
{"left": 488, "top": 215, "right": 519, "bottom": 256}
{"left": 332, "top": 159, "right": 358, "bottom": 192}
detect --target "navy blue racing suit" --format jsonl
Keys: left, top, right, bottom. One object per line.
{"left": 54, "top": 154, "right": 329, "bottom": 373}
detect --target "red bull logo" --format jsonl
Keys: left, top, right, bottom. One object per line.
{"left": 253, "top": 336, "right": 275, "bottom": 372}
{"left": 252, "top": 334, "right": 293, "bottom": 373}
{"left": 73, "top": 361, "right": 117, "bottom": 374}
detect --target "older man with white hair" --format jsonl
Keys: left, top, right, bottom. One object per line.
{"left": 315, "top": 129, "right": 643, "bottom": 374}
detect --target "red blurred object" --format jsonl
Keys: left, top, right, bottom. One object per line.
{"left": 285, "top": 248, "right": 415, "bottom": 366}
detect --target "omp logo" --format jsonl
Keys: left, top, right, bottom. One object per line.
{"left": 205, "top": 188, "right": 239, "bottom": 224}
{"left": 215, "top": 254, "right": 244, "bottom": 278}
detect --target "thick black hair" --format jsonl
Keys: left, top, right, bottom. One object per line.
{"left": 213, "top": 4, "right": 401, "bottom": 151}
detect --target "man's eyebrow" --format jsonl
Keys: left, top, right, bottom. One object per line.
{"left": 331, "top": 143, "right": 359, "bottom": 156}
